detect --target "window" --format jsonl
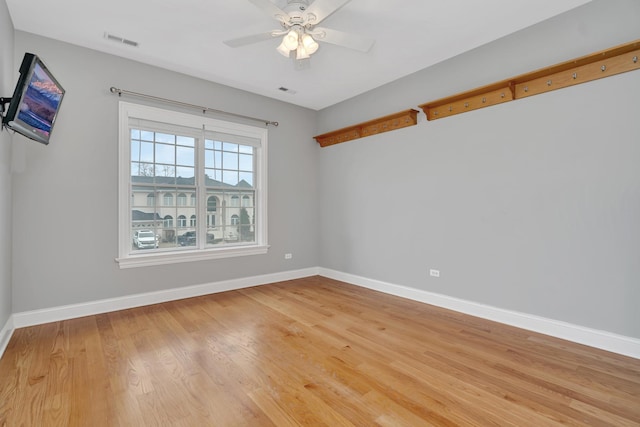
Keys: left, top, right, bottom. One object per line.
{"left": 207, "top": 196, "right": 217, "bottom": 212}
{"left": 118, "top": 102, "right": 268, "bottom": 268}
{"left": 206, "top": 196, "right": 217, "bottom": 227}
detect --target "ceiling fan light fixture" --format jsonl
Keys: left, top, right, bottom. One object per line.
{"left": 283, "top": 30, "right": 299, "bottom": 51}
{"left": 277, "top": 40, "right": 292, "bottom": 57}
{"left": 296, "top": 44, "right": 310, "bottom": 60}
{"left": 301, "top": 33, "right": 319, "bottom": 55}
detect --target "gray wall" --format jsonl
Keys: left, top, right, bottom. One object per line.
{"left": 11, "top": 31, "right": 320, "bottom": 312}
{"left": 0, "top": 0, "right": 13, "bottom": 330}
{"left": 5, "top": 0, "right": 640, "bottom": 344}
{"left": 317, "top": 0, "right": 640, "bottom": 338}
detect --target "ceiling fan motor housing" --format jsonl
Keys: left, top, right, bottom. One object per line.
{"left": 281, "top": 1, "right": 317, "bottom": 27}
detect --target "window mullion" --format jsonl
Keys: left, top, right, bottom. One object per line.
{"left": 197, "top": 126, "right": 205, "bottom": 249}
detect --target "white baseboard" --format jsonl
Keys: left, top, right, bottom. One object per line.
{"left": 11, "top": 267, "right": 320, "bottom": 329}
{"left": 0, "top": 315, "right": 14, "bottom": 360}
{"left": 6, "top": 266, "right": 639, "bottom": 360}
{"left": 319, "top": 268, "right": 640, "bottom": 360}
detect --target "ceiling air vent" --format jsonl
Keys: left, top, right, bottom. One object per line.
{"left": 104, "top": 32, "right": 139, "bottom": 47}
{"left": 278, "top": 87, "right": 297, "bottom": 95}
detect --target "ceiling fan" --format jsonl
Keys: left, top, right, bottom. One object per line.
{"left": 223, "top": 0, "right": 375, "bottom": 68}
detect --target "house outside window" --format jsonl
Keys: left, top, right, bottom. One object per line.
{"left": 118, "top": 102, "right": 268, "bottom": 268}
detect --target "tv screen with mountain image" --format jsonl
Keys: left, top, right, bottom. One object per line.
{"left": 2, "top": 53, "right": 65, "bottom": 145}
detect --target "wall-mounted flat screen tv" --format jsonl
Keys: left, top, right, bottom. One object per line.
{"left": 2, "top": 53, "right": 65, "bottom": 145}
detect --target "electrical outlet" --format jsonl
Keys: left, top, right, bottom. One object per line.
{"left": 430, "top": 269, "right": 440, "bottom": 277}
{"left": 284, "top": 253, "right": 292, "bottom": 260}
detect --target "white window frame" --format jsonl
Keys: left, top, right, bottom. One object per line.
{"left": 116, "top": 102, "right": 268, "bottom": 268}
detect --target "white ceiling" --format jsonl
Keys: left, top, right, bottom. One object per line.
{"left": 6, "top": 0, "right": 591, "bottom": 110}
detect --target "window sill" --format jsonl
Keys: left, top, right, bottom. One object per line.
{"left": 116, "top": 244, "right": 269, "bottom": 269}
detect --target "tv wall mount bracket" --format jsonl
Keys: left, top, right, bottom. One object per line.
{"left": 0, "top": 97, "right": 11, "bottom": 117}
{"left": 0, "top": 97, "right": 12, "bottom": 131}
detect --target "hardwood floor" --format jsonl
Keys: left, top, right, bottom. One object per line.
{"left": 1, "top": 276, "right": 639, "bottom": 426}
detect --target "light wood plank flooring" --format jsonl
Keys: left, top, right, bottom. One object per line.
{"left": 1, "top": 276, "right": 639, "bottom": 426}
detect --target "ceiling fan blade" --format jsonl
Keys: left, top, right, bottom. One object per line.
{"left": 304, "top": 0, "right": 351, "bottom": 25}
{"left": 314, "top": 27, "right": 375, "bottom": 52}
{"left": 223, "top": 31, "right": 278, "bottom": 48}
{"left": 248, "top": 0, "right": 289, "bottom": 23}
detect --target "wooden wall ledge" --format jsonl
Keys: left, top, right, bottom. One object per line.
{"left": 314, "top": 40, "right": 639, "bottom": 146}
{"left": 420, "top": 39, "right": 640, "bottom": 120}
{"left": 314, "top": 109, "right": 418, "bottom": 147}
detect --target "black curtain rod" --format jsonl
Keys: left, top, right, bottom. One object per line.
{"left": 109, "top": 87, "right": 279, "bottom": 127}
